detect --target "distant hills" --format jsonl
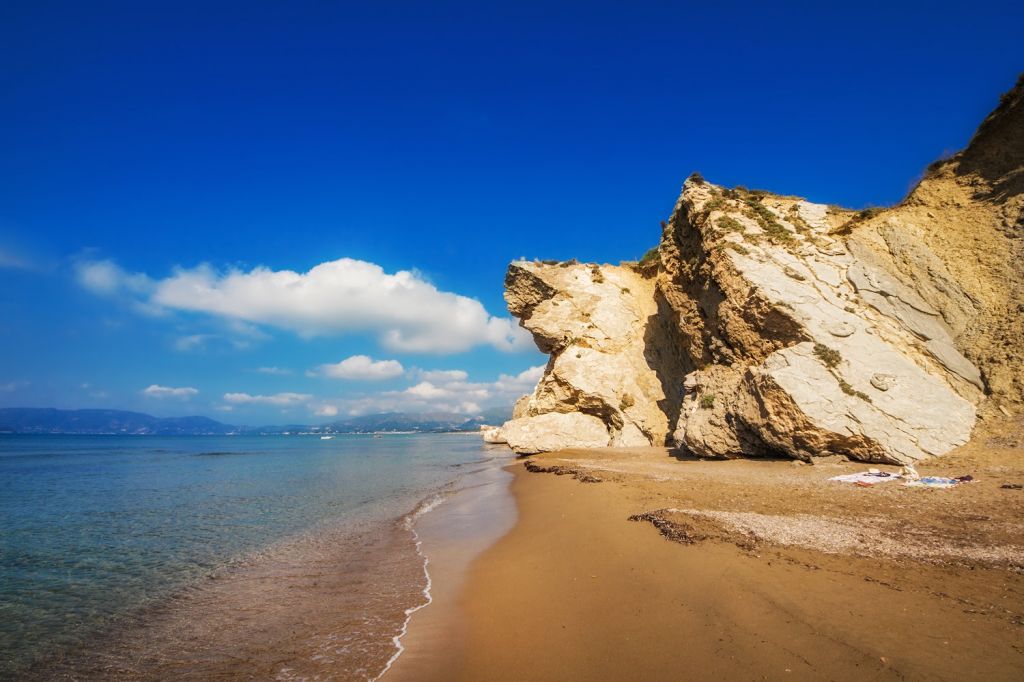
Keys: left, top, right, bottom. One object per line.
{"left": 251, "top": 406, "right": 512, "bottom": 435}
{"left": 0, "top": 406, "right": 512, "bottom": 435}
{"left": 0, "top": 409, "right": 235, "bottom": 435}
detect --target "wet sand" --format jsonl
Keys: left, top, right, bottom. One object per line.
{"left": 392, "top": 426, "right": 1024, "bottom": 681}
{"left": 41, "top": 450, "right": 518, "bottom": 682}
{"left": 385, "top": 449, "right": 516, "bottom": 678}
{"left": 61, "top": 521, "right": 425, "bottom": 681}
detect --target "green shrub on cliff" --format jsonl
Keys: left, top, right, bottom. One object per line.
{"left": 716, "top": 216, "right": 744, "bottom": 233}
{"left": 813, "top": 343, "right": 842, "bottom": 368}
{"left": 743, "top": 198, "right": 795, "bottom": 244}
{"left": 639, "top": 246, "right": 660, "bottom": 266}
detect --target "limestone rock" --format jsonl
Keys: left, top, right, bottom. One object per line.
{"left": 870, "top": 373, "right": 896, "bottom": 391}
{"left": 511, "top": 394, "right": 532, "bottom": 419}
{"left": 846, "top": 76, "right": 1024, "bottom": 405}
{"left": 502, "top": 260, "right": 681, "bottom": 449}
{"left": 495, "top": 76, "right": 1024, "bottom": 463}
{"left": 658, "top": 180, "right": 979, "bottom": 464}
{"left": 827, "top": 322, "right": 855, "bottom": 338}
{"left": 673, "top": 365, "right": 747, "bottom": 459}
{"left": 501, "top": 412, "right": 610, "bottom": 454}
{"left": 480, "top": 426, "right": 507, "bottom": 444}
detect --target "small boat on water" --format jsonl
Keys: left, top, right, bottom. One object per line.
{"left": 320, "top": 435, "right": 334, "bottom": 440}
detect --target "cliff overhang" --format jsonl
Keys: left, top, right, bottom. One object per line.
{"left": 493, "top": 76, "right": 1023, "bottom": 465}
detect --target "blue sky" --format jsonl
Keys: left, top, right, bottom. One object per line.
{"left": 1, "top": 1, "right": 1021, "bottom": 424}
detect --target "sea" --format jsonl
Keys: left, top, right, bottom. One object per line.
{"left": 0, "top": 432, "right": 510, "bottom": 680}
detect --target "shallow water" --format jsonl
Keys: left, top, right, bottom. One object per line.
{"left": 0, "top": 433, "right": 504, "bottom": 679}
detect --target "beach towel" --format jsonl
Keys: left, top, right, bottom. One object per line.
{"left": 829, "top": 472, "right": 900, "bottom": 485}
{"left": 904, "top": 476, "right": 965, "bottom": 489}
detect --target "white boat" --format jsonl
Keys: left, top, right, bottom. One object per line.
{"left": 320, "top": 435, "right": 334, "bottom": 440}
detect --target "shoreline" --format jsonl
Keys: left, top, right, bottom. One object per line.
{"left": 5, "top": 435, "right": 505, "bottom": 682}
{"left": 385, "top": 450, "right": 517, "bottom": 679}
{"left": 375, "top": 492, "right": 446, "bottom": 680}
{"left": 393, "top": 432, "right": 1024, "bottom": 680}
{"left": 380, "top": 449, "right": 516, "bottom": 679}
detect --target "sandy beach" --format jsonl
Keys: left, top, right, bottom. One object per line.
{"left": 391, "top": 421, "right": 1024, "bottom": 681}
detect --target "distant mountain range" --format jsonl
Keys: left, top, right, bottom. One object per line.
{"left": 0, "top": 409, "right": 235, "bottom": 435}
{"left": 0, "top": 406, "right": 512, "bottom": 435}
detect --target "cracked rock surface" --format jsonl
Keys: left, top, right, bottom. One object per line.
{"left": 501, "top": 261, "right": 681, "bottom": 453}
{"left": 497, "top": 77, "right": 1022, "bottom": 463}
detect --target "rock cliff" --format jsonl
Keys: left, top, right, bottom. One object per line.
{"left": 495, "top": 76, "right": 1023, "bottom": 464}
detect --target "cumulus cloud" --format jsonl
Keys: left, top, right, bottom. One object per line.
{"left": 492, "top": 364, "right": 546, "bottom": 392}
{"left": 256, "top": 366, "right": 292, "bottom": 375}
{"left": 404, "top": 381, "right": 449, "bottom": 399}
{"left": 316, "top": 355, "right": 405, "bottom": 381}
{"left": 410, "top": 368, "right": 469, "bottom": 382}
{"left": 223, "top": 391, "right": 312, "bottom": 406}
{"left": 75, "top": 257, "right": 533, "bottom": 354}
{"left": 76, "top": 259, "right": 153, "bottom": 296}
{"left": 174, "top": 334, "right": 213, "bottom": 351}
{"left": 315, "top": 364, "right": 546, "bottom": 417}
{"left": 143, "top": 384, "right": 198, "bottom": 399}
{"left": 139, "top": 363, "right": 545, "bottom": 420}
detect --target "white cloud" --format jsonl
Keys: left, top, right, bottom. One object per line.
{"left": 226, "top": 319, "right": 269, "bottom": 339}
{"left": 223, "top": 391, "right": 312, "bottom": 406}
{"left": 316, "top": 355, "right": 405, "bottom": 381}
{"left": 410, "top": 368, "right": 469, "bottom": 382}
{"left": 313, "top": 363, "right": 546, "bottom": 417}
{"left": 76, "top": 259, "right": 153, "bottom": 296}
{"left": 0, "top": 380, "right": 29, "bottom": 392}
{"left": 135, "top": 364, "right": 544, "bottom": 421}
{"left": 175, "top": 334, "right": 212, "bottom": 351}
{"left": 75, "top": 257, "right": 533, "bottom": 354}
{"left": 143, "top": 384, "right": 198, "bottom": 399}
{"left": 492, "top": 364, "right": 546, "bottom": 392}
{"left": 404, "top": 381, "right": 449, "bottom": 399}
{"left": 256, "top": 366, "right": 292, "bottom": 376}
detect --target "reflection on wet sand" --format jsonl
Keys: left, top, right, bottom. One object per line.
{"left": 58, "top": 521, "right": 424, "bottom": 681}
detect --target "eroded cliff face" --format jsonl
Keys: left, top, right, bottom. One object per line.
{"left": 500, "top": 261, "right": 684, "bottom": 453}
{"left": 497, "top": 76, "right": 1022, "bottom": 464}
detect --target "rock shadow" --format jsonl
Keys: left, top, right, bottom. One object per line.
{"left": 642, "top": 288, "right": 691, "bottom": 444}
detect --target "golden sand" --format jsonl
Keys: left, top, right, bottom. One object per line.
{"left": 392, "top": 426, "right": 1024, "bottom": 681}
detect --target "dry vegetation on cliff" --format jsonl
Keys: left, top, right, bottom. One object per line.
{"left": 493, "top": 76, "right": 1022, "bottom": 466}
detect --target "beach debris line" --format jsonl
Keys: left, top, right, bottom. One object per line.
{"left": 523, "top": 459, "right": 602, "bottom": 483}
{"left": 627, "top": 510, "right": 706, "bottom": 545}
{"left": 629, "top": 508, "right": 1023, "bottom": 565}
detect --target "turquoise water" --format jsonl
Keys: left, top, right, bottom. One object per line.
{"left": 0, "top": 433, "right": 494, "bottom": 678}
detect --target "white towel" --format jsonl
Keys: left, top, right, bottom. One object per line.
{"left": 829, "top": 472, "right": 900, "bottom": 485}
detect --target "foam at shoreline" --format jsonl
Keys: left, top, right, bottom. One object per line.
{"left": 375, "top": 491, "right": 448, "bottom": 680}
{"left": 2, "top": 434, "right": 502, "bottom": 681}
{"left": 382, "top": 450, "right": 517, "bottom": 680}
{"left": 393, "top": 445, "right": 1024, "bottom": 680}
